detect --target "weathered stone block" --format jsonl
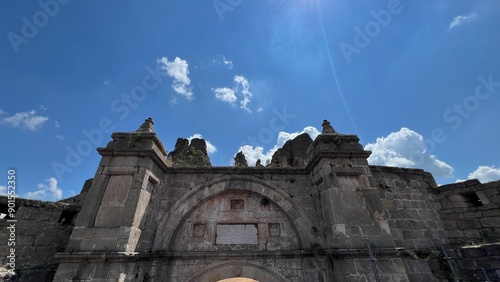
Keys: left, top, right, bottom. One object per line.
{"left": 447, "top": 230, "right": 465, "bottom": 238}
{"left": 94, "top": 227, "right": 130, "bottom": 239}
{"left": 482, "top": 209, "right": 500, "bottom": 217}
{"left": 457, "top": 220, "right": 482, "bottom": 230}
{"left": 53, "top": 263, "right": 77, "bottom": 280}
{"left": 70, "top": 227, "right": 96, "bottom": 240}
{"left": 73, "top": 263, "right": 96, "bottom": 280}
{"left": 381, "top": 199, "right": 396, "bottom": 209}
{"left": 463, "top": 212, "right": 482, "bottom": 219}
{"left": 95, "top": 205, "right": 124, "bottom": 227}
{"left": 101, "top": 175, "right": 132, "bottom": 206}
{"left": 401, "top": 230, "right": 423, "bottom": 240}
{"left": 81, "top": 238, "right": 117, "bottom": 251}
{"left": 480, "top": 217, "right": 500, "bottom": 228}
{"left": 452, "top": 202, "right": 468, "bottom": 208}
{"left": 448, "top": 195, "right": 467, "bottom": 203}
{"left": 463, "top": 229, "right": 481, "bottom": 239}
{"left": 346, "top": 208, "right": 372, "bottom": 225}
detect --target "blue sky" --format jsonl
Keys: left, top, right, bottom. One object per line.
{"left": 1, "top": 0, "right": 499, "bottom": 201}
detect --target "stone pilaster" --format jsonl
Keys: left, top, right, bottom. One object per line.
{"left": 306, "top": 127, "right": 393, "bottom": 249}
{"left": 54, "top": 118, "right": 168, "bottom": 281}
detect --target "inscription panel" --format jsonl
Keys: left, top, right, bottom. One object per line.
{"left": 216, "top": 224, "right": 258, "bottom": 244}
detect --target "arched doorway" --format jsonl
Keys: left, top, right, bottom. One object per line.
{"left": 169, "top": 190, "right": 301, "bottom": 252}
{"left": 153, "top": 175, "right": 315, "bottom": 251}
{"left": 218, "top": 279, "right": 258, "bottom": 282}
{"left": 184, "top": 261, "right": 290, "bottom": 282}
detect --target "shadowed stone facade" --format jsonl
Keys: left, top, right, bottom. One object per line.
{"left": 1, "top": 119, "right": 500, "bottom": 281}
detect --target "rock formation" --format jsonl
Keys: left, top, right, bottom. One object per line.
{"left": 268, "top": 132, "right": 313, "bottom": 167}
{"left": 168, "top": 137, "right": 212, "bottom": 167}
{"left": 234, "top": 151, "right": 248, "bottom": 167}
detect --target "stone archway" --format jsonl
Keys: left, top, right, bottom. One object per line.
{"left": 153, "top": 175, "right": 315, "bottom": 251}
{"left": 170, "top": 189, "right": 301, "bottom": 252}
{"left": 184, "top": 261, "right": 290, "bottom": 282}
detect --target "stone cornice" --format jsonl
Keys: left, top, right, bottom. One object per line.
{"left": 54, "top": 247, "right": 430, "bottom": 263}
{"left": 164, "top": 166, "right": 309, "bottom": 175}
{"left": 97, "top": 148, "right": 169, "bottom": 172}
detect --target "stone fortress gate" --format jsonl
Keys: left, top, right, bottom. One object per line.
{"left": 1, "top": 118, "right": 500, "bottom": 281}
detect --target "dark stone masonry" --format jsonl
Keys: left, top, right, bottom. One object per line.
{"left": 1, "top": 119, "right": 499, "bottom": 281}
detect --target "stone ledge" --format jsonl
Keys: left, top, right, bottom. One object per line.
{"left": 97, "top": 148, "right": 169, "bottom": 172}
{"left": 165, "top": 166, "right": 309, "bottom": 175}
{"left": 111, "top": 132, "right": 167, "bottom": 156}
{"left": 54, "top": 247, "right": 432, "bottom": 263}
{"left": 369, "top": 165, "right": 428, "bottom": 176}
{"left": 438, "top": 179, "right": 482, "bottom": 191}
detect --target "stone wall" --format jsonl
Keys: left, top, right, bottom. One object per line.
{"left": 433, "top": 179, "right": 500, "bottom": 245}
{"left": 0, "top": 196, "right": 78, "bottom": 281}
{"left": 370, "top": 166, "right": 446, "bottom": 250}
{"left": 426, "top": 179, "right": 500, "bottom": 281}
{"left": 425, "top": 244, "right": 500, "bottom": 281}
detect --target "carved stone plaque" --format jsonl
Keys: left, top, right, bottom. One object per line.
{"left": 216, "top": 224, "right": 258, "bottom": 244}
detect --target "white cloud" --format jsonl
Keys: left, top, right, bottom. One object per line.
{"left": 158, "top": 57, "right": 193, "bottom": 100}
{"left": 103, "top": 80, "right": 111, "bottom": 85}
{"left": 236, "top": 126, "right": 321, "bottom": 166}
{"left": 56, "top": 135, "right": 65, "bottom": 141}
{"left": 449, "top": 13, "right": 477, "bottom": 29}
{"left": 238, "top": 145, "right": 269, "bottom": 167}
{"left": 0, "top": 109, "right": 49, "bottom": 131}
{"left": 188, "top": 134, "right": 217, "bottom": 155}
{"left": 211, "top": 54, "right": 234, "bottom": 70}
{"left": 169, "top": 96, "right": 177, "bottom": 106}
{"left": 234, "top": 75, "right": 252, "bottom": 113}
{"left": 24, "top": 177, "right": 63, "bottom": 200}
{"left": 39, "top": 105, "right": 47, "bottom": 111}
{"left": 219, "top": 55, "right": 233, "bottom": 69}
{"left": 222, "top": 58, "right": 233, "bottom": 69}
{"left": 463, "top": 166, "right": 500, "bottom": 183}
{"left": 213, "top": 75, "right": 253, "bottom": 112}
{"left": 213, "top": 87, "right": 237, "bottom": 104}
{"left": 0, "top": 186, "right": 6, "bottom": 195}
{"left": 276, "top": 126, "right": 320, "bottom": 148}
{"left": 55, "top": 120, "right": 60, "bottom": 128}
{"left": 365, "top": 128, "right": 453, "bottom": 177}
